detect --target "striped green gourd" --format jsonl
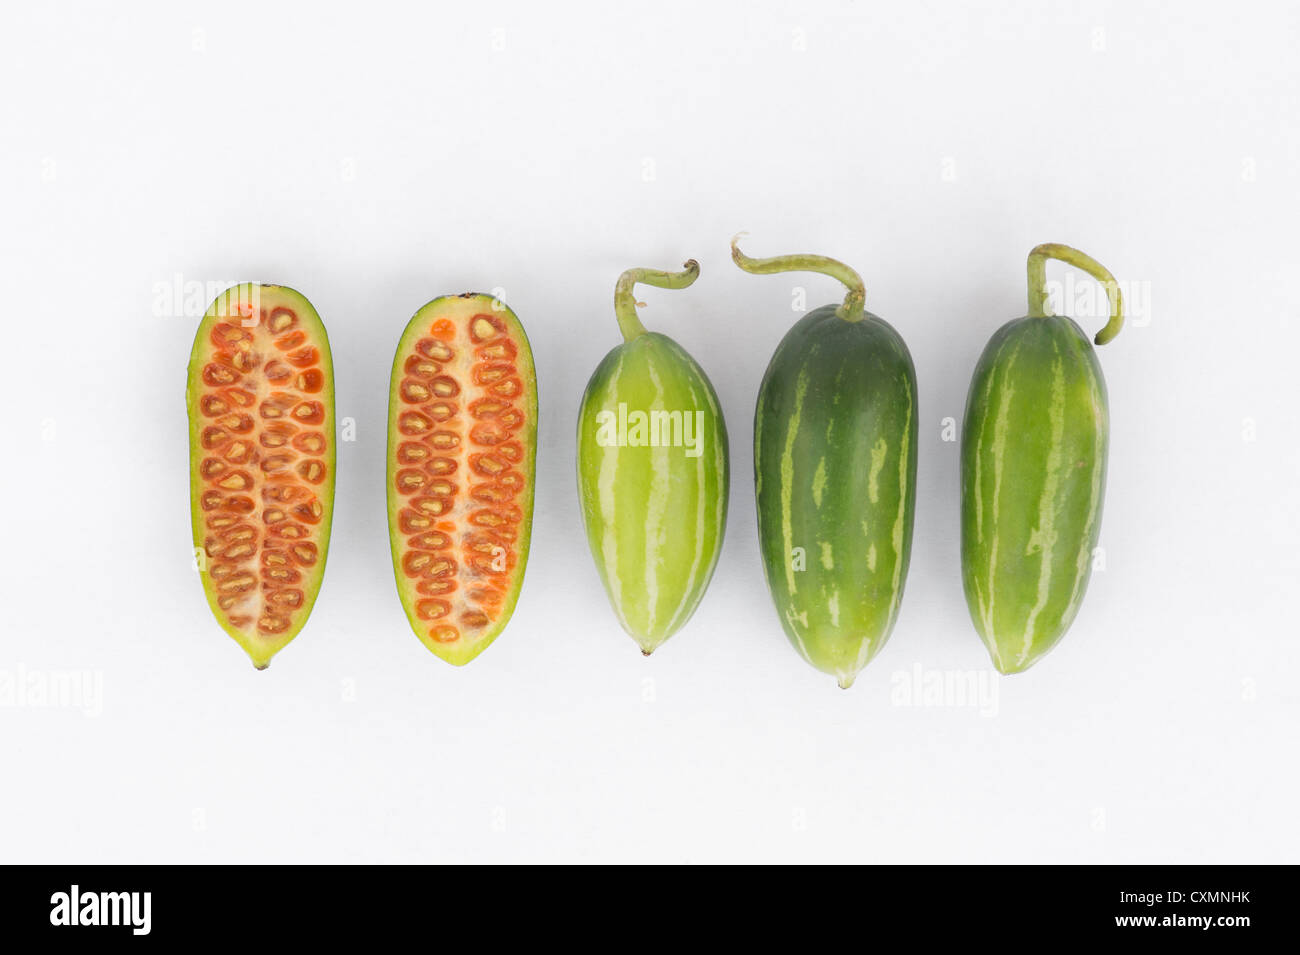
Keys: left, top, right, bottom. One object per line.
{"left": 736, "top": 239, "right": 918, "bottom": 689}
{"left": 576, "top": 260, "right": 729, "bottom": 655}
{"left": 960, "top": 243, "right": 1124, "bottom": 674}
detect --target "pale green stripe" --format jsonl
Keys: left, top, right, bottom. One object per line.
{"left": 1066, "top": 363, "right": 1106, "bottom": 613}
{"left": 867, "top": 435, "right": 887, "bottom": 504}
{"left": 979, "top": 344, "right": 1020, "bottom": 654}
{"left": 664, "top": 373, "right": 710, "bottom": 635}
{"left": 1017, "top": 344, "right": 1066, "bottom": 665}
{"left": 643, "top": 356, "right": 668, "bottom": 632}
{"left": 597, "top": 355, "right": 632, "bottom": 632}
{"left": 780, "top": 370, "right": 809, "bottom": 597}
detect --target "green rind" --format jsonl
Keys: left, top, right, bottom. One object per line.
{"left": 959, "top": 315, "right": 1109, "bottom": 674}
{"left": 385, "top": 294, "right": 538, "bottom": 666}
{"left": 576, "top": 332, "right": 729, "bottom": 653}
{"left": 754, "top": 306, "right": 918, "bottom": 687}
{"left": 186, "top": 283, "right": 336, "bottom": 668}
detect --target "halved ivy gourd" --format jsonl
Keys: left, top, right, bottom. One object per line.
{"left": 387, "top": 293, "right": 538, "bottom": 665}
{"left": 187, "top": 284, "right": 336, "bottom": 668}
{"left": 576, "top": 260, "right": 729, "bottom": 655}
{"left": 960, "top": 243, "right": 1123, "bottom": 674}
{"left": 736, "top": 239, "right": 918, "bottom": 688}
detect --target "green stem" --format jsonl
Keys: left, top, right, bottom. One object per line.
{"left": 1026, "top": 243, "right": 1124, "bottom": 345}
{"left": 613, "top": 260, "right": 701, "bottom": 342}
{"left": 730, "top": 235, "right": 865, "bottom": 322}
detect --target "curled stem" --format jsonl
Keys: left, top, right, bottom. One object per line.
{"left": 614, "top": 259, "right": 701, "bottom": 342}
{"left": 731, "top": 235, "right": 865, "bottom": 322}
{"left": 1026, "top": 243, "right": 1124, "bottom": 345}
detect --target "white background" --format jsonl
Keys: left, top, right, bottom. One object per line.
{"left": 1, "top": 0, "right": 1297, "bottom": 864}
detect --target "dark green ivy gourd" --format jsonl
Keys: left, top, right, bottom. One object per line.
{"left": 737, "top": 238, "right": 918, "bottom": 688}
